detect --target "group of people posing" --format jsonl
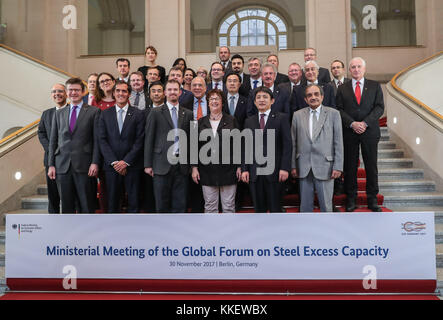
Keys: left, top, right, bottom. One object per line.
{"left": 38, "top": 46, "right": 385, "bottom": 215}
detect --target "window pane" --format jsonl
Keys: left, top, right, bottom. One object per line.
{"left": 225, "top": 14, "right": 236, "bottom": 25}
{"left": 230, "top": 24, "right": 238, "bottom": 46}
{"left": 279, "top": 35, "right": 287, "bottom": 50}
{"left": 268, "top": 23, "right": 276, "bottom": 45}
{"left": 257, "top": 10, "right": 268, "bottom": 18}
{"left": 219, "top": 21, "right": 230, "bottom": 34}
{"left": 237, "top": 10, "right": 248, "bottom": 18}
{"left": 219, "top": 37, "right": 228, "bottom": 47}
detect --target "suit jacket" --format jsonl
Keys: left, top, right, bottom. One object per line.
{"left": 206, "top": 82, "right": 228, "bottom": 95}
{"left": 275, "top": 72, "right": 290, "bottom": 86}
{"left": 38, "top": 107, "right": 65, "bottom": 167}
{"left": 291, "top": 82, "right": 336, "bottom": 113}
{"left": 336, "top": 79, "right": 385, "bottom": 139}
{"left": 179, "top": 88, "right": 194, "bottom": 110}
{"left": 247, "top": 86, "right": 291, "bottom": 117}
{"left": 223, "top": 93, "right": 248, "bottom": 130}
{"left": 48, "top": 104, "right": 101, "bottom": 174}
{"left": 302, "top": 67, "right": 331, "bottom": 84}
{"left": 242, "top": 111, "right": 292, "bottom": 182}
{"left": 98, "top": 106, "right": 146, "bottom": 171}
{"left": 221, "top": 60, "right": 232, "bottom": 74}
{"left": 291, "top": 106, "right": 343, "bottom": 180}
{"left": 330, "top": 77, "right": 351, "bottom": 96}
{"left": 144, "top": 104, "right": 194, "bottom": 175}
{"left": 239, "top": 73, "right": 252, "bottom": 97}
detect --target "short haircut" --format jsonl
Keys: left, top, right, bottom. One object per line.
{"left": 169, "top": 66, "right": 184, "bottom": 77}
{"left": 225, "top": 72, "right": 242, "bottom": 83}
{"left": 129, "top": 71, "right": 145, "bottom": 82}
{"left": 248, "top": 57, "right": 262, "bottom": 64}
{"left": 145, "top": 46, "right": 158, "bottom": 55}
{"left": 267, "top": 54, "right": 279, "bottom": 62}
{"left": 165, "top": 79, "right": 181, "bottom": 89}
{"left": 231, "top": 54, "right": 244, "bottom": 64}
{"left": 349, "top": 57, "right": 366, "bottom": 68}
{"left": 113, "top": 80, "right": 132, "bottom": 94}
{"left": 66, "top": 77, "right": 85, "bottom": 92}
{"left": 304, "top": 60, "right": 320, "bottom": 70}
{"left": 94, "top": 72, "right": 115, "bottom": 101}
{"left": 87, "top": 73, "right": 98, "bottom": 81}
{"left": 211, "top": 61, "right": 225, "bottom": 72}
{"left": 219, "top": 46, "right": 230, "bottom": 53}
{"left": 254, "top": 86, "right": 274, "bottom": 100}
{"left": 147, "top": 66, "right": 160, "bottom": 73}
{"left": 304, "top": 84, "right": 324, "bottom": 97}
{"left": 149, "top": 81, "right": 164, "bottom": 92}
{"left": 116, "top": 58, "right": 130, "bottom": 67}
{"left": 305, "top": 47, "right": 317, "bottom": 54}
{"left": 261, "top": 62, "right": 277, "bottom": 74}
{"left": 289, "top": 62, "right": 301, "bottom": 69}
{"left": 331, "top": 59, "right": 345, "bottom": 68}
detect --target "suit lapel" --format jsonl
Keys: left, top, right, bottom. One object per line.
{"left": 71, "top": 105, "right": 88, "bottom": 135}
{"left": 178, "top": 106, "right": 186, "bottom": 129}
{"left": 312, "top": 107, "right": 327, "bottom": 141}
{"left": 161, "top": 104, "right": 174, "bottom": 129}
{"left": 360, "top": 80, "right": 369, "bottom": 104}
{"left": 120, "top": 106, "right": 135, "bottom": 135}
{"left": 303, "top": 108, "right": 311, "bottom": 142}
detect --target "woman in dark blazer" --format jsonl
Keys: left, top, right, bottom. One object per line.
{"left": 191, "top": 89, "right": 241, "bottom": 213}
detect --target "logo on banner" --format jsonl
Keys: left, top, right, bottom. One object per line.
{"left": 11, "top": 223, "right": 42, "bottom": 238}
{"left": 401, "top": 221, "right": 426, "bottom": 235}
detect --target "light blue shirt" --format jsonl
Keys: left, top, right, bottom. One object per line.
{"left": 193, "top": 96, "right": 208, "bottom": 120}
{"left": 69, "top": 101, "right": 84, "bottom": 123}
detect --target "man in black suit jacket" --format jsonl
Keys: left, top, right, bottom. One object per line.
{"left": 99, "top": 81, "right": 145, "bottom": 213}
{"left": 336, "top": 57, "right": 385, "bottom": 212}
{"left": 302, "top": 48, "right": 331, "bottom": 84}
{"left": 240, "top": 57, "right": 263, "bottom": 98}
{"left": 330, "top": 59, "right": 351, "bottom": 96}
{"left": 168, "top": 66, "right": 194, "bottom": 110}
{"left": 38, "top": 84, "right": 67, "bottom": 213}
{"left": 267, "top": 54, "right": 290, "bottom": 86}
{"left": 144, "top": 80, "right": 194, "bottom": 213}
{"left": 207, "top": 62, "right": 227, "bottom": 94}
{"left": 219, "top": 46, "right": 232, "bottom": 73}
{"left": 48, "top": 78, "right": 101, "bottom": 213}
{"left": 278, "top": 62, "right": 303, "bottom": 102}
{"left": 242, "top": 87, "right": 291, "bottom": 212}
{"left": 247, "top": 63, "right": 290, "bottom": 117}
{"left": 224, "top": 73, "right": 248, "bottom": 130}
{"left": 291, "top": 60, "right": 336, "bottom": 114}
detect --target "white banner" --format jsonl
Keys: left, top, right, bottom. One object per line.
{"left": 6, "top": 213, "right": 436, "bottom": 280}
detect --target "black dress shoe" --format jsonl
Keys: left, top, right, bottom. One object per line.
{"left": 367, "top": 199, "right": 382, "bottom": 212}
{"left": 345, "top": 199, "right": 356, "bottom": 212}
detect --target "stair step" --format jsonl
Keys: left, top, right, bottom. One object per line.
{"left": 376, "top": 168, "right": 425, "bottom": 180}
{"left": 21, "top": 195, "right": 49, "bottom": 210}
{"left": 37, "top": 184, "right": 48, "bottom": 195}
{"left": 360, "top": 149, "right": 404, "bottom": 159}
{"left": 378, "top": 141, "right": 397, "bottom": 150}
{"left": 383, "top": 192, "right": 443, "bottom": 208}
{"left": 361, "top": 158, "right": 413, "bottom": 169}
{"left": 378, "top": 180, "right": 436, "bottom": 192}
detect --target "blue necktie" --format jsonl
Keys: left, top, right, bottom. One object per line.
{"left": 229, "top": 96, "right": 235, "bottom": 116}
{"left": 253, "top": 80, "right": 259, "bottom": 89}
{"left": 118, "top": 108, "right": 124, "bottom": 133}
{"left": 171, "top": 107, "right": 179, "bottom": 154}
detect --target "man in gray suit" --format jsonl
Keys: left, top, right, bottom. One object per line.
{"left": 291, "top": 84, "right": 343, "bottom": 212}
{"left": 48, "top": 78, "right": 101, "bottom": 213}
{"left": 144, "top": 79, "right": 194, "bottom": 213}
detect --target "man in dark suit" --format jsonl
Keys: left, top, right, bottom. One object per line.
{"left": 129, "top": 71, "right": 151, "bottom": 111}
{"left": 148, "top": 81, "right": 165, "bottom": 109}
{"left": 291, "top": 60, "right": 336, "bottom": 113}
{"left": 278, "top": 62, "right": 302, "bottom": 102}
{"left": 98, "top": 81, "right": 145, "bottom": 213}
{"left": 267, "top": 54, "right": 289, "bottom": 86}
{"left": 240, "top": 57, "right": 262, "bottom": 98}
{"left": 302, "top": 48, "right": 331, "bottom": 84}
{"left": 247, "top": 63, "right": 290, "bottom": 117}
{"left": 48, "top": 78, "right": 101, "bottom": 213}
{"left": 168, "top": 66, "right": 194, "bottom": 109}
{"left": 336, "top": 57, "right": 385, "bottom": 212}
{"left": 241, "top": 87, "right": 291, "bottom": 212}
{"left": 38, "top": 83, "right": 67, "bottom": 213}
{"left": 224, "top": 73, "right": 248, "bottom": 129}
{"left": 207, "top": 62, "right": 227, "bottom": 94}
{"left": 330, "top": 59, "right": 351, "bottom": 96}
{"left": 219, "top": 46, "right": 232, "bottom": 73}
{"left": 144, "top": 80, "right": 194, "bottom": 213}
{"left": 83, "top": 73, "right": 98, "bottom": 106}
{"left": 116, "top": 58, "right": 131, "bottom": 83}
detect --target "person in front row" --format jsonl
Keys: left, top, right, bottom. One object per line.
{"left": 291, "top": 84, "right": 343, "bottom": 212}
{"left": 191, "top": 89, "right": 241, "bottom": 213}
{"left": 144, "top": 80, "right": 194, "bottom": 213}
{"left": 98, "top": 80, "right": 146, "bottom": 213}
{"left": 241, "top": 87, "right": 291, "bottom": 213}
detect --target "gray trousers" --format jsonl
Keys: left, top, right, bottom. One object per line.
{"left": 202, "top": 185, "right": 237, "bottom": 213}
{"left": 299, "top": 170, "right": 334, "bottom": 212}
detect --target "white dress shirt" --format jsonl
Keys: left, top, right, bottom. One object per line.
{"left": 352, "top": 78, "right": 365, "bottom": 93}
{"left": 115, "top": 104, "right": 129, "bottom": 124}
{"left": 258, "top": 108, "right": 271, "bottom": 127}
{"left": 250, "top": 77, "right": 262, "bottom": 89}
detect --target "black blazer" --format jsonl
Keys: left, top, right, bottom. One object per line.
{"left": 38, "top": 107, "right": 58, "bottom": 167}
{"left": 223, "top": 93, "right": 248, "bottom": 130}
{"left": 336, "top": 79, "right": 385, "bottom": 139}
{"left": 98, "top": 106, "right": 146, "bottom": 171}
{"left": 242, "top": 111, "right": 292, "bottom": 182}
{"left": 275, "top": 72, "right": 290, "bottom": 86}
{"left": 302, "top": 67, "right": 331, "bottom": 84}
{"left": 247, "top": 86, "right": 291, "bottom": 117}
{"left": 138, "top": 65, "right": 166, "bottom": 85}
{"left": 195, "top": 113, "right": 239, "bottom": 186}
{"left": 179, "top": 88, "right": 194, "bottom": 110}
{"left": 330, "top": 77, "right": 351, "bottom": 96}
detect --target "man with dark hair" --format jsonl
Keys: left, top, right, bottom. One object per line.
{"left": 241, "top": 87, "right": 291, "bottom": 213}
{"left": 38, "top": 83, "right": 68, "bottom": 214}
{"left": 146, "top": 66, "right": 161, "bottom": 91}
{"left": 98, "top": 80, "right": 145, "bottom": 213}
{"left": 230, "top": 54, "right": 250, "bottom": 97}
{"left": 83, "top": 73, "right": 98, "bottom": 105}
{"left": 267, "top": 54, "right": 289, "bottom": 85}
{"left": 48, "top": 78, "right": 101, "bottom": 213}
{"left": 149, "top": 81, "right": 165, "bottom": 109}
{"left": 336, "top": 57, "right": 384, "bottom": 212}
{"left": 224, "top": 72, "right": 247, "bottom": 130}
{"left": 116, "top": 58, "right": 131, "bottom": 83}
{"left": 330, "top": 59, "right": 350, "bottom": 95}
{"left": 219, "top": 46, "right": 232, "bottom": 72}
{"left": 207, "top": 62, "right": 226, "bottom": 93}
{"left": 144, "top": 80, "right": 194, "bottom": 213}
{"left": 168, "top": 66, "right": 194, "bottom": 108}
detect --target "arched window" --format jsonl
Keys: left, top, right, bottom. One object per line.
{"left": 218, "top": 7, "right": 288, "bottom": 50}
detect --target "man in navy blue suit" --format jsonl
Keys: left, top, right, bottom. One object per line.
{"left": 98, "top": 80, "right": 146, "bottom": 213}
{"left": 168, "top": 66, "right": 194, "bottom": 109}
{"left": 247, "top": 63, "right": 290, "bottom": 117}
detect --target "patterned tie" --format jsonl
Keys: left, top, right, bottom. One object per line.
{"left": 337, "top": 80, "right": 342, "bottom": 87}
{"left": 118, "top": 108, "right": 124, "bottom": 133}
{"left": 311, "top": 109, "right": 318, "bottom": 138}
{"left": 253, "top": 80, "right": 259, "bottom": 89}
{"left": 260, "top": 113, "right": 266, "bottom": 130}
{"left": 229, "top": 96, "right": 235, "bottom": 116}
{"left": 355, "top": 81, "right": 361, "bottom": 105}
{"left": 197, "top": 99, "right": 203, "bottom": 120}
{"left": 171, "top": 106, "right": 179, "bottom": 154}
{"left": 134, "top": 92, "right": 140, "bottom": 107}
{"left": 69, "top": 106, "right": 78, "bottom": 133}
{"left": 215, "top": 82, "right": 219, "bottom": 90}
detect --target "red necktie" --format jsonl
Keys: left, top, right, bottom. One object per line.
{"left": 260, "top": 114, "right": 265, "bottom": 130}
{"left": 197, "top": 99, "right": 203, "bottom": 120}
{"left": 355, "top": 81, "right": 361, "bottom": 105}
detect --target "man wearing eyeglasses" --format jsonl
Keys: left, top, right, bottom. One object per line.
{"left": 302, "top": 48, "right": 331, "bottom": 84}
{"left": 37, "top": 84, "right": 68, "bottom": 214}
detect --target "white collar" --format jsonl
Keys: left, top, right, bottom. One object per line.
{"left": 116, "top": 104, "right": 129, "bottom": 113}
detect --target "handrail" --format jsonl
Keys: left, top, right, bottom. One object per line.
{"left": 0, "top": 44, "right": 86, "bottom": 146}
{"left": 390, "top": 51, "right": 443, "bottom": 121}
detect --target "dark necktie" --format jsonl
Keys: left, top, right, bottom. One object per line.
{"left": 253, "top": 80, "right": 259, "bottom": 89}
{"left": 134, "top": 92, "right": 140, "bottom": 107}
{"left": 260, "top": 113, "right": 266, "bottom": 130}
{"left": 69, "top": 106, "right": 78, "bottom": 133}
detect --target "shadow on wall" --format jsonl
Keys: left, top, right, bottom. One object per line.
{"left": 2, "top": 127, "right": 23, "bottom": 139}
